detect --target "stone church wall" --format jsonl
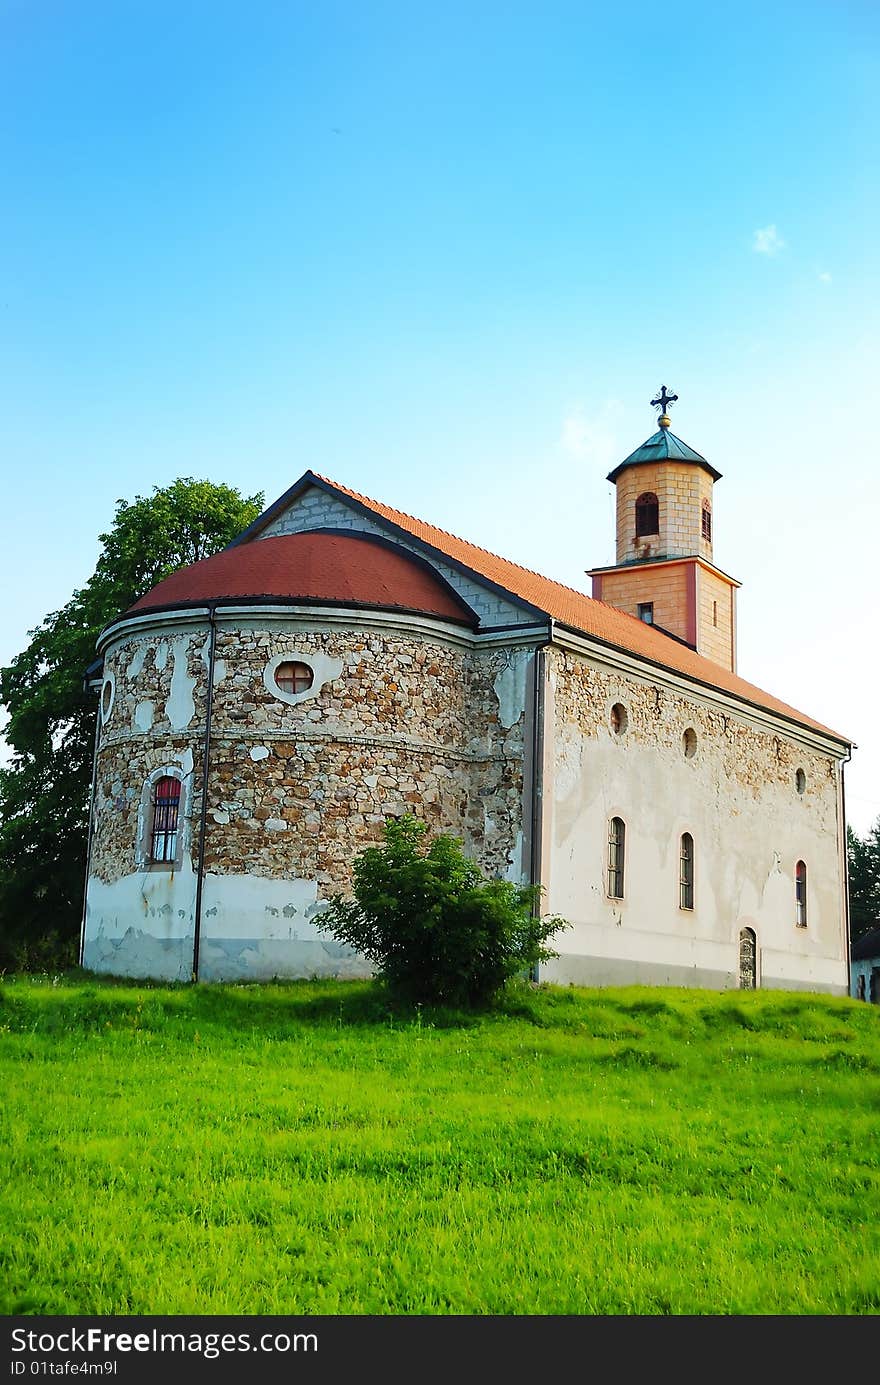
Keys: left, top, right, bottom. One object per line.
{"left": 83, "top": 611, "right": 532, "bottom": 982}
{"left": 541, "top": 644, "right": 848, "bottom": 994}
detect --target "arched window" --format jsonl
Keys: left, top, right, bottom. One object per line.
{"left": 635, "top": 492, "right": 659, "bottom": 537}
{"left": 795, "top": 860, "right": 807, "bottom": 927}
{"left": 679, "top": 833, "right": 694, "bottom": 910}
{"left": 739, "top": 928, "right": 757, "bottom": 989}
{"left": 701, "top": 500, "right": 712, "bottom": 542}
{"left": 151, "top": 776, "right": 181, "bottom": 864}
{"left": 610, "top": 702, "right": 627, "bottom": 735}
{"left": 607, "top": 817, "right": 625, "bottom": 899}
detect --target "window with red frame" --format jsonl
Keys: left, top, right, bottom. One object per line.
{"left": 795, "top": 860, "right": 807, "bottom": 927}
{"left": 151, "top": 777, "right": 181, "bottom": 864}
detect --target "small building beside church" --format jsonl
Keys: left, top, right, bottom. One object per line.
{"left": 850, "top": 927, "right": 880, "bottom": 1003}
{"left": 81, "top": 394, "right": 853, "bottom": 993}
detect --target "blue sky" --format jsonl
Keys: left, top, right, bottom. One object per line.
{"left": 1, "top": 0, "right": 878, "bottom": 832}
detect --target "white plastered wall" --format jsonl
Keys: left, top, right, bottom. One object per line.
{"left": 540, "top": 641, "right": 849, "bottom": 994}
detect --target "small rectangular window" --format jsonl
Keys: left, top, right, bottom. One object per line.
{"left": 637, "top": 602, "right": 654, "bottom": 625}
{"left": 702, "top": 505, "right": 712, "bottom": 542}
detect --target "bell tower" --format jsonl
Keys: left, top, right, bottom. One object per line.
{"left": 588, "top": 388, "right": 740, "bottom": 670}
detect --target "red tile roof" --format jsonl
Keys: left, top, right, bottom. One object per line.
{"left": 309, "top": 473, "right": 848, "bottom": 744}
{"left": 127, "top": 530, "right": 475, "bottom": 626}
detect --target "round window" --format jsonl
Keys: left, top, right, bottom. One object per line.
{"left": 274, "top": 660, "right": 314, "bottom": 696}
{"left": 100, "top": 676, "right": 115, "bottom": 723}
{"left": 610, "top": 703, "right": 628, "bottom": 735}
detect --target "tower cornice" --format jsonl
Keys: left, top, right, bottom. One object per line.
{"left": 606, "top": 434, "right": 722, "bottom": 484}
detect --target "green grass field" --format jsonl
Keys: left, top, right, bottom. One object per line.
{"left": 1, "top": 973, "right": 879, "bottom": 1315}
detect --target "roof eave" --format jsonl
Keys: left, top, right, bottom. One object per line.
{"left": 551, "top": 619, "right": 852, "bottom": 750}
{"left": 606, "top": 456, "right": 723, "bottom": 484}
{"left": 120, "top": 593, "right": 477, "bottom": 632}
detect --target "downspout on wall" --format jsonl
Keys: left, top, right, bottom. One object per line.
{"left": 840, "top": 744, "right": 853, "bottom": 994}
{"left": 528, "top": 643, "right": 548, "bottom": 981}
{"left": 192, "top": 608, "right": 218, "bottom": 982}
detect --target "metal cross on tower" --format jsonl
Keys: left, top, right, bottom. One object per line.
{"left": 651, "top": 385, "right": 678, "bottom": 416}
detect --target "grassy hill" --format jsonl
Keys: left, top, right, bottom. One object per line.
{"left": 1, "top": 973, "right": 879, "bottom": 1315}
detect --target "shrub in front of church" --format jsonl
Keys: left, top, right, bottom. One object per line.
{"left": 315, "top": 815, "right": 568, "bottom": 1009}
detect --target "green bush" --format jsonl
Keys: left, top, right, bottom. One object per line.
{"left": 0, "top": 922, "right": 78, "bottom": 974}
{"left": 315, "top": 815, "right": 568, "bottom": 1008}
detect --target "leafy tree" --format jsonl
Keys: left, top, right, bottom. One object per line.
{"left": 316, "top": 814, "right": 568, "bottom": 1009}
{"left": 0, "top": 478, "right": 263, "bottom": 970}
{"left": 848, "top": 819, "right": 880, "bottom": 942}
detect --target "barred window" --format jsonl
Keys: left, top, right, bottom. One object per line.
{"left": 635, "top": 492, "right": 659, "bottom": 537}
{"left": 679, "top": 833, "right": 694, "bottom": 910}
{"left": 607, "top": 817, "right": 625, "bottom": 899}
{"left": 702, "top": 501, "right": 712, "bottom": 542}
{"left": 151, "top": 776, "right": 181, "bottom": 864}
{"left": 795, "top": 860, "right": 807, "bottom": 927}
{"left": 275, "top": 660, "right": 314, "bottom": 696}
{"left": 739, "top": 928, "right": 757, "bottom": 989}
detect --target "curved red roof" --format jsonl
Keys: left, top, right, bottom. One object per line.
{"left": 126, "top": 531, "right": 476, "bottom": 626}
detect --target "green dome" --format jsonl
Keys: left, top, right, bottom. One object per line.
{"left": 607, "top": 428, "right": 722, "bottom": 484}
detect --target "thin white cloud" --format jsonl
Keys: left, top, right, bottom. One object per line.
{"left": 560, "top": 400, "right": 623, "bottom": 474}
{"left": 753, "top": 224, "right": 786, "bottom": 256}
{"left": 818, "top": 270, "right": 832, "bottom": 283}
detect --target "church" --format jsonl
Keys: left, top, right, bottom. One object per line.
{"left": 80, "top": 392, "right": 852, "bottom": 994}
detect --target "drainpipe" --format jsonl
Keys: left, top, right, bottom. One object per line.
{"left": 528, "top": 643, "right": 548, "bottom": 981}
{"left": 840, "top": 745, "right": 853, "bottom": 996}
{"left": 78, "top": 684, "right": 103, "bottom": 967}
{"left": 192, "top": 607, "right": 217, "bottom": 982}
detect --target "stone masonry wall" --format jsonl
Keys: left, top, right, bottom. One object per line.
{"left": 91, "top": 618, "right": 529, "bottom": 897}
{"left": 92, "top": 630, "right": 208, "bottom": 881}
{"left": 552, "top": 649, "right": 836, "bottom": 816}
